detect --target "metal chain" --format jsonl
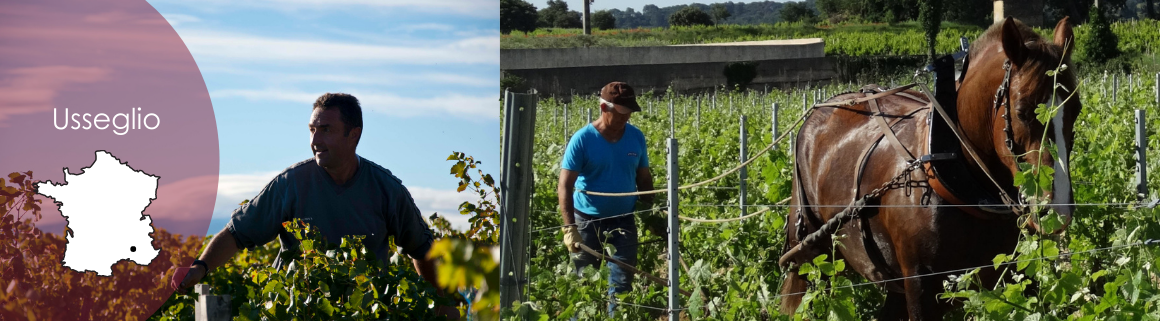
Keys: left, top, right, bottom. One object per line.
{"left": 861, "top": 158, "right": 927, "bottom": 203}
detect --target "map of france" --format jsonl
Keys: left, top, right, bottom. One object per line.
{"left": 36, "top": 151, "right": 160, "bottom": 276}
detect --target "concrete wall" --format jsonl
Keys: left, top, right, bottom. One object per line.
{"left": 501, "top": 39, "right": 825, "bottom": 70}
{"left": 993, "top": 0, "right": 1044, "bottom": 27}
{"left": 505, "top": 57, "right": 837, "bottom": 97}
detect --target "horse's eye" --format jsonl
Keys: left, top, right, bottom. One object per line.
{"left": 1015, "top": 104, "right": 1039, "bottom": 124}
{"left": 1013, "top": 104, "right": 1029, "bottom": 120}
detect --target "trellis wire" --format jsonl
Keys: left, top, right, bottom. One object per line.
{"left": 541, "top": 231, "right": 1160, "bottom": 315}
{"left": 681, "top": 202, "right": 1139, "bottom": 208}
{"left": 530, "top": 79, "right": 1158, "bottom": 316}
{"left": 771, "top": 239, "right": 1160, "bottom": 301}
{"left": 528, "top": 206, "right": 669, "bottom": 234}
{"left": 529, "top": 201, "right": 1141, "bottom": 234}
{"left": 583, "top": 107, "right": 810, "bottom": 197}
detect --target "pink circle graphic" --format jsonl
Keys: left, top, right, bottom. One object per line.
{"left": 0, "top": 0, "right": 217, "bottom": 319}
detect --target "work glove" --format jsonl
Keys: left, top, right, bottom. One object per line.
{"left": 562, "top": 225, "right": 582, "bottom": 253}
{"left": 638, "top": 200, "right": 667, "bottom": 239}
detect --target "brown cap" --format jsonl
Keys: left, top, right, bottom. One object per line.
{"left": 599, "top": 82, "right": 642, "bottom": 112}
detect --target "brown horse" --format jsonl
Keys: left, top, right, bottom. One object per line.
{"left": 778, "top": 17, "right": 1082, "bottom": 320}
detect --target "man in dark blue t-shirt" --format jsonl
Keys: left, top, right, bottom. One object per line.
{"left": 558, "top": 82, "right": 654, "bottom": 314}
{"left": 173, "top": 93, "right": 457, "bottom": 319}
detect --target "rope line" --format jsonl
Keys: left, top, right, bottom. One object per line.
{"left": 544, "top": 238, "right": 1160, "bottom": 314}
{"left": 528, "top": 206, "right": 668, "bottom": 234}
{"left": 772, "top": 238, "right": 1160, "bottom": 300}
{"left": 575, "top": 242, "right": 692, "bottom": 296}
{"left": 603, "top": 297, "right": 681, "bottom": 312}
{"left": 682, "top": 202, "right": 1138, "bottom": 208}
{"left": 580, "top": 108, "right": 814, "bottom": 197}
{"left": 530, "top": 201, "right": 1142, "bottom": 234}
{"left": 677, "top": 197, "right": 790, "bottom": 223}
{"left": 680, "top": 207, "right": 770, "bottom": 223}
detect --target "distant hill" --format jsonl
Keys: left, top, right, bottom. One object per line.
{"left": 606, "top": 0, "right": 817, "bottom": 28}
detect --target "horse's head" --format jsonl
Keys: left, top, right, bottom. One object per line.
{"left": 985, "top": 17, "right": 1082, "bottom": 233}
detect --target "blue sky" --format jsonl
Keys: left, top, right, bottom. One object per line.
{"left": 145, "top": 0, "right": 499, "bottom": 233}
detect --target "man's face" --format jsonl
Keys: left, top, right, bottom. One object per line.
{"left": 604, "top": 102, "right": 633, "bottom": 128}
{"left": 309, "top": 108, "right": 360, "bottom": 169}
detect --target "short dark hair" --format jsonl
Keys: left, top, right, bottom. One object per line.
{"left": 312, "top": 93, "right": 363, "bottom": 136}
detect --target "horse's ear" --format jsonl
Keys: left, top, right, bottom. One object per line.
{"left": 1000, "top": 17, "right": 1027, "bottom": 66}
{"left": 1054, "top": 16, "right": 1074, "bottom": 59}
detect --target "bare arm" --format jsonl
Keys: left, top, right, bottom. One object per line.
{"left": 636, "top": 167, "right": 654, "bottom": 205}
{"left": 178, "top": 227, "right": 241, "bottom": 289}
{"left": 558, "top": 169, "right": 580, "bottom": 226}
{"left": 414, "top": 252, "right": 461, "bottom": 319}
{"left": 412, "top": 257, "right": 443, "bottom": 295}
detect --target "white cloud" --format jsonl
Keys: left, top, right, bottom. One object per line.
{"left": 408, "top": 186, "right": 494, "bottom": 232}
{"left": 399, "top": 23, "right": 456, "bottom": 32}
{"left": 407, "top": 186, "right": 477, "bottom": 213}
{"left": 160, "top": 13, "right": 201, "bottom": 26}
{"left": 211, "top": 170, "right": 282, "bottom": 218}
{"left": 212, "top": 88, "right": 499, "bottom": 120}
{"left": 151, "top": 0, "right": 498, "bottom": 18}
{"left": 196, "top": 67, "right": 495, "bottom": 88}
{"left": 217, "top": 171, "right": 282, "bottom": 201}
{"left": 211, "top": 171, "right": 481, "bottom": 231}
{"left": 176, "top": 30, "right": 498, "bottom": 65}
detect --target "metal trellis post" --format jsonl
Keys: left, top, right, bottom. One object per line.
{"left": 666, "top": 138, "right": 681, "bottom": 321}
{"left": 739, "top": 115, "right": 747, "bottom": 217}
{"left": 697, "top": 95, "right": 702, "bottom": 133}
{"left": 802, "top": 92, "right": 808, "bottom": 111}
{"left": 670, "top": 97, "right": 675, "bottom": 138}
{"left": 499, "top": 91, "right": 537, "bottom": 312}
{"left": 772, "top": 102, "right": 779, "bottom": 140}
{"left": 1137, "top": 109, "right": 1149, "bottom": 202}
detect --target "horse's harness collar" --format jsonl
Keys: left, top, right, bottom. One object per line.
{"left": 783, "top": 59, "right": 1027, "bottom": 268}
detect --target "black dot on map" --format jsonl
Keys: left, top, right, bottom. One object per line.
{"left": 130, "top": 246, "right": 136, "bottom": 252}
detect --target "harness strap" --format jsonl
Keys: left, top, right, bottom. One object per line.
{"left": 815, "top": 84, "right": 918, "bottom": 108}
{"left": 853, "top": 136, "right": 885, "bottom": 198}
{"left": 895, "top": 92, "right": 931, "bottom": 105}
{"left": 916, "top": 82, "right": 1020, "bottom": 209}
{"left": 869, "top": 96, "right": 917, "bottom": 162}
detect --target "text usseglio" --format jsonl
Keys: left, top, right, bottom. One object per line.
{"left": 53, "top": 108, "right": 159, "bottom": 135}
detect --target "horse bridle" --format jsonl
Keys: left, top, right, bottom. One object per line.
{"left": 994, "top": 59, "right": 1016, "bottom": 153}
{"left": 942, "top": 57, "right": 1023, "bottom": 211}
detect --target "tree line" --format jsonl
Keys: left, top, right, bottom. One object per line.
{"left": 502, "top": 0, "right": 1157, "bottom": 34}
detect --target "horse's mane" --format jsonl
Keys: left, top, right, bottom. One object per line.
{"left": 970, "top": 18, "right": 1068, "bottom": 71}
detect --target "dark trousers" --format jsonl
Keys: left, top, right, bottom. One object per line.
{"left": 572, "top": 211, "right": 638, "bottom": 314}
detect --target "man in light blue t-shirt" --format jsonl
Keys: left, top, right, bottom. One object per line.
{"left": 558, "top": 81, "right": 654, "bottom": 314}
